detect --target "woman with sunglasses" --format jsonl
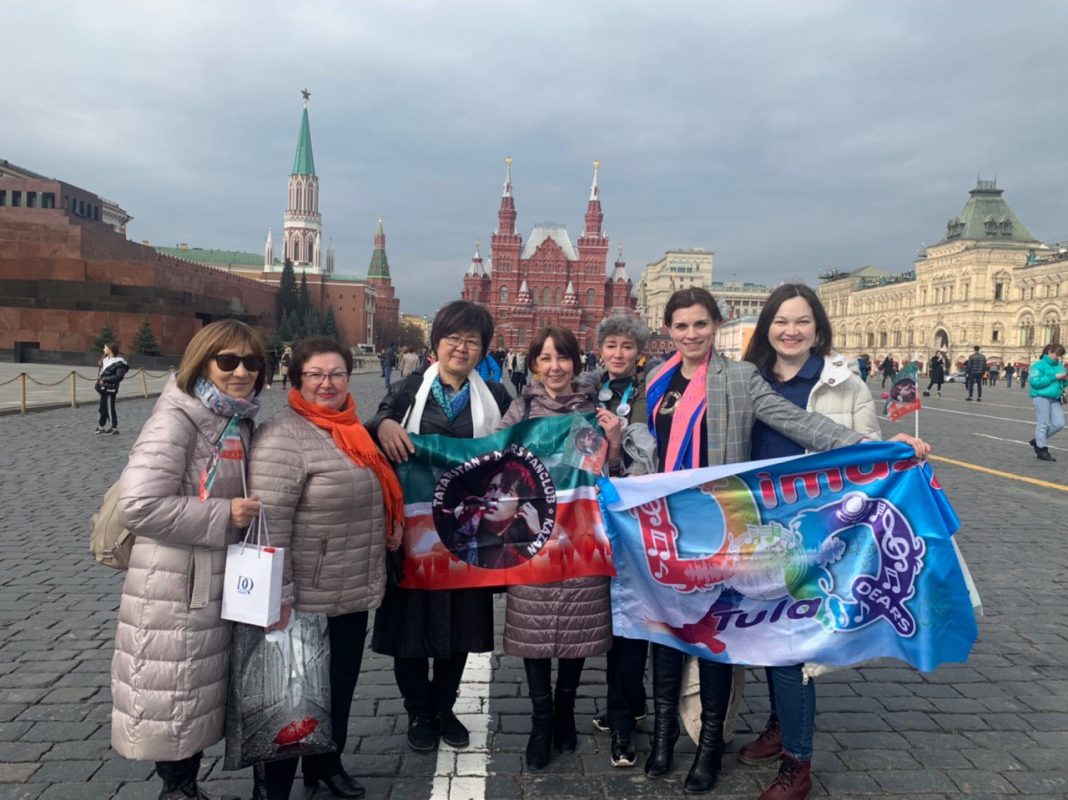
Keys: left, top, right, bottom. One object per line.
{"left": 110, "top": 320, "right": 265, "bottom": 800}
{"left": 247, "top": 337, "right": 405, "bottom": 800}
{"left": 368, "top": 301, "right": 512, "bottom": 755}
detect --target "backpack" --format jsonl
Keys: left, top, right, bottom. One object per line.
{"left": 90, "top": 430, "right": 200, "bottom": 570}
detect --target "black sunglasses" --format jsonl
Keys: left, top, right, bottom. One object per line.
{"left": 212, "top": 353, "right": 264, "bottom": 372}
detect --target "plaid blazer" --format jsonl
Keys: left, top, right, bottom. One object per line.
{"left": 649, "top": 350, "right": 866, "bottom": 467}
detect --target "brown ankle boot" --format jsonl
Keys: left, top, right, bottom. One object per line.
{"left": 738, "top": 714, "right": 781, "bottom": 765}
{"left": 758, "top": 754, "right": 812, "bottom": 800}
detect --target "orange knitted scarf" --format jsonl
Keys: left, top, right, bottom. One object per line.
{"left": 288, "top": 389, "right": 405, "bottom": 537}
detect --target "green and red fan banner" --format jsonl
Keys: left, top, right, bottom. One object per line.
{"left": 393, "top": 414, "right": 615, "bottom": 589}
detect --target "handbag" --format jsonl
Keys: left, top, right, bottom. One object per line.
{"left": 221, "top": 510, "right": 284, "bottom": 627}
{"left": 224, "top": 612, "right": 335, "bottom": 769}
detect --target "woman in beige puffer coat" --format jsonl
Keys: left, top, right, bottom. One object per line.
{"left": 247, "top": 337, "right": 398, "bottom": 800}
{"left": 111, "top": 320, "right": 266, "bottom": 800}
{"left": 496, "top": 325, "right": 623, "bottom": 772}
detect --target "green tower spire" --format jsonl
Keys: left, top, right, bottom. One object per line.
{"left": 368, "top": 216, "right": 390, "bottom": 278}
{"left": 291, "top": 96, "right": 316, "bottom": 176}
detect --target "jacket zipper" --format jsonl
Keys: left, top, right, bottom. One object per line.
{"left": 312, "top": 533, "right": 328, "bottom": 588}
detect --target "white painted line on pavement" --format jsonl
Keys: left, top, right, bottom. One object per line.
{"left": 974, "top": 432, "right": 1068, "bottom": 452}
{"left": 431, "top": 651, "right": 492, "bottom": 800}
{"left": 935, "top": 397, "right": 1033, "bottom": 411}
{"left": 920, "top": 406, "right": 1032, "bottom": 425}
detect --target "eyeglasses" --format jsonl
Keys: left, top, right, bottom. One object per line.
{"left": 443, "top": 334, "right": 482, "bottom": 351}
{"left": 212, "top": 354, "right": 264, "bottom": 372}
{"left": 301, "top": 371, "right": 351, "bottom": 384}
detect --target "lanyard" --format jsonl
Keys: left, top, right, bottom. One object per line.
{"left": 600, "top": 379, "right": 634, "bottom": 411}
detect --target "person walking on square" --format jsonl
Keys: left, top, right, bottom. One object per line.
{"left": 1028, "top": 343, "right": 1068, "bottom": 462}
{"left": 857, "top": 354, "right": 871, "bottom": 382}
{"left": 965, "top": 345, "right": 987, "bottom": 401}
{"left": 1004, "top": 362, "right": 1016, "bottom": 389}
{"left": 95, "top": 342, "right": 129, "bottom": 434}
{"left": 1019, "top": 364, "right": 1030, "bottom": 388}
{"left": 110, "top": 319, "right": 265, "bottom": 800}
{"left": 988, "top": 362, "right": 1000, "bottom": 387}
{"left": 880, "top": 354, "right": 895, "bottom": 388}
{"left": 369, "top": 302, "right": 512, "bottom": 756}
{"left": 924, "top": 351, "right": 946, "bottom": 397}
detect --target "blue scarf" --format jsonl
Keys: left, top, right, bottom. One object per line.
{"left": 194, "top": 376, "right": 261, "bottom": 420}
{"left": 430, "top": 376, "right": 471, "bottom": 424}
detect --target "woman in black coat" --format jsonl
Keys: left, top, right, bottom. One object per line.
{"left": 367, "top": 301, "right": 512, "bottom": 757}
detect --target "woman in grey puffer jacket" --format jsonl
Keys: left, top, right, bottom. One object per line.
{"left": 496, "top": 325, "right": 624, "bottom": 771}
{"left": 247, "top": 338, "right": 403, "bottom": 800}
{"left": 111, "top": 320, "right": 265, "bottom": 800}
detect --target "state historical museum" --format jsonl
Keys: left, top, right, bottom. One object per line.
{"left": 462, "top": 159, "right": 636, "bottom": 350}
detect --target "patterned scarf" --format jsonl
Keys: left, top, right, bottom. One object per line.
{"left": 194, "top": 377, "right": 260, "bottom": 500}
{"left": 430, "top": 376, "right": 472, "bottom": 424}
{"left": 288, "top": 389, "right": 405, "bottom": 537}
{"left": 645, "top": 351, "right": 710, "bottom": 472}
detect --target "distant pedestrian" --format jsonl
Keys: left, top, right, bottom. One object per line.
{"left": 383, "top": 344, "right": 397, "bottom": 388}
{"left": 509, "top": 350, "right": 527, "bottom": 395}
{"left": 988, "top": 363, "right": 1000, "bottom": 387}
{"left": 1004, "top": 363, "right": 1016, "bottom": 389}
{"left": 266, "top": 348, "right": 280, "bottom": 389}
{"left": 1028, "top": 344, "right": 1068, "bottom": 462}
{"left": 924, "top": 352, "right": 946, "bottom": 397}
{"left": 95, "top": 342, "right": 128, "bottom": 435}
{"left": 280, "top": 346, "right": 293, "bottom": 389}
{"left": 1019, "top": 365, "right": 1030, "bottom": 388}
{"left": 880, "top": 354, "right": 895, "bottom": 388}
{"left": 399, "top": 346, "right": 421, "bottom": 378}
{"left": 965, "top": 345, "right": 987, "bottom": 401}
{"left": 857, "top": 354, "right": 871, "bottom": 382}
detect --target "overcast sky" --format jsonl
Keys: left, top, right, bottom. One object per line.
{"left": 5, "top": 1, "right": 1068, "bottom": 314}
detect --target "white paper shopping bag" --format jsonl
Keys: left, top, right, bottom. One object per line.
{"left": 222, "top": 512, "right": 284, "bottom": 627}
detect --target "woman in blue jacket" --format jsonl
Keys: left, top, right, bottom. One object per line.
{"left": 1028, "top": 343, "right": 1068, "bottom": 462}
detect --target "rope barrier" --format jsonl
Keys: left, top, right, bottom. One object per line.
{"left": 1, "top": 367, "right": 174, "bottom": 415}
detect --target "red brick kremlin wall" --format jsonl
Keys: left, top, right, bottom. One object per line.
{"left": 0, "top": 205, "right": 277, "bottom": 355}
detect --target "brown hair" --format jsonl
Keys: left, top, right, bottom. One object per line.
{"left": 175, "top": 319, "right": 267, "bottom": 396}
{"left": 288, "top": 337, "right": 353, "bottom": 389}
{"left": 743, "top": 283, "right": 832, "bottom": 373}
{"left": 663, "top": 287, "right": 723, "bottom": 328}
{"left": 528, "top": 325, "right": 581, "bottom": 372}
{"left": 1041, "top": 343, "right": 1066, "bottom": 357}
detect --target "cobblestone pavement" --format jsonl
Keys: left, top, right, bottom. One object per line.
{"left": 1, "top": 373, "right": 1066, "bottom": 799}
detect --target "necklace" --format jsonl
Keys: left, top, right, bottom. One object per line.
{"left": 658, "top": 390, "right": 683, "bottom": 416}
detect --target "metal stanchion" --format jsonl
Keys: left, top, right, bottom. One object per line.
{"left": 19, "top": 373, "right": 27, "bottom": 415}
{"left": 71, "top": 371, "right": 77, "bottom": 408}
{"left": 141, "top": 368, "right": 149, "bottom": 398}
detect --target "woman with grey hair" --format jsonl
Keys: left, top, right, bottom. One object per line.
{"left": 584, "top": 312, "right": 656, "bottom": 769}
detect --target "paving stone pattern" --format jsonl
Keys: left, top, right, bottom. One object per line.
{"left": 1, "top": 374, "right": 1066, "bottom": 798}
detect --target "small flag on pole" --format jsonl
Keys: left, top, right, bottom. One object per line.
{"left": 884, "top": 362, "right": 922, "bottom": 421}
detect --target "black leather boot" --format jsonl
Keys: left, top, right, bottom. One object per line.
{"left": 553, "top": 687, "right": 577, "bottom": 753}
{"left": 525, "top": 658, "right": 554, "bottom": 770}
{"left": 683, "top": 659, "right": 733, "bottom": 794}
{"left": 644, "top": 645, "right": 683, "bottom": 778}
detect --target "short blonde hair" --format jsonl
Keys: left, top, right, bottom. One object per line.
{"left": 175, "top": 319, "right": 267, "bottom": 396}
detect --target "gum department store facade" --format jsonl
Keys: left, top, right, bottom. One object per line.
{"left": 818, "top": 179, "right": 1068, "bottom": 370}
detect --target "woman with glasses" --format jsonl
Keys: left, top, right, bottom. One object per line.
{"left": 247, "top": 337, "right": 405, "bottom": 800}
{"left": 111, "top": 320, "right": 265, "bottom": 800}
{"left": 368, "top": 301, "right": 512, "bottom": 755}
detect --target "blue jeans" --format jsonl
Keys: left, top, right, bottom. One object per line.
{"left": 383, "top": 366, "right": 393, "bottom": 388}
{"left": 766, "top": 664, "right": 815, "bottom": 761}
{"left": 1033, "top": 396, "right": 1065, "bottom": 448}
{"left": 1006, "top": 376, "right": 1014, "bottom": 388}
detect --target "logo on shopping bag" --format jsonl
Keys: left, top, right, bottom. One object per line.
{"left": 237, "top": 575, "right": 255, "bottom": 595}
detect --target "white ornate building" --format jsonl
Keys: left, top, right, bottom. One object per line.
{"left": 819, "top": 179, "right": 1066, "bottom": 369}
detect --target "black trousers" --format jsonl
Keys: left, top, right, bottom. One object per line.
{"left": 156, "top": 752, "right": 201, "bottom": 791}
{"left": 393, "top": 652, "right": 468, "bottom": 719}
{"left": 98, "top": 391, "right": 117, "bottom": 428}
{"left": 926, "top": 378, "right": 943, "bottom": 392}
{"left": 523, "top": 656, "right": 584, "bottom": 697}
{"left": 966, "top": 375, "right": 983, "bottom": 399}
{"left": 605, "top": 635, "right": 649, "bottom": 733}
{"left": 263, "top": 611, "right": 369, "bottom": 798}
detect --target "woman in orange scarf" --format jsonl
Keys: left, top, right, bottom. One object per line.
{"left": 248, "top": 337, "right": 403, "bottom": 800}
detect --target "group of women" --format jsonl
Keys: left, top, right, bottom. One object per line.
{"left": 110, "top": 285, "right": 928, "bottom": 800}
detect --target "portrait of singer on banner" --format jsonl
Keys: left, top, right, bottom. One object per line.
{"left": 394, "top": 413, "right": 615, "bottom": 589}
{"left": 598, "top": 441, "right": 978, "bottom": 672}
